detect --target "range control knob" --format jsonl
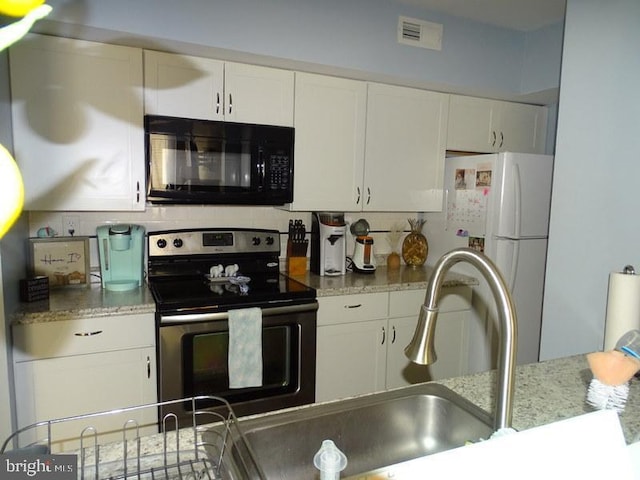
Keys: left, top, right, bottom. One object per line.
{"left": 252, "top": 237, "right": 261, "bottom": 246}
{"left": 156, "top": 238, "right": 167, "bottom": 249}
{"left": 173, "top": 238, "right": 183, "bottom": 248}
{"left": 266, "top": 236, "right": 275, "bottom": 245}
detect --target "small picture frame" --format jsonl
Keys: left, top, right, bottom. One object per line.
{"left": 28, "top": 237, "right": 91, "bottom": 288}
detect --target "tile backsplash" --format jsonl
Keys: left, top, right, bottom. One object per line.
{"left": 28, "top": 206, "right": 424, "bottom": 272}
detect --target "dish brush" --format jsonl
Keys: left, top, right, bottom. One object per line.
{"left": 586, "top": 349, "right": 640, "bottom": 413}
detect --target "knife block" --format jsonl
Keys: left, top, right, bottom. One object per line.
{"left": 286, "top": 240, "right": 308, "bottom": 276}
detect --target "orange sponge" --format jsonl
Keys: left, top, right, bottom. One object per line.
{"left": 587, "top": 350, "right": 640, "bottom": 386}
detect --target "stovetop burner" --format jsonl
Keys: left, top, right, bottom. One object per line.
{"left": 147, "top": 228, "right": 316, "bottom": 314}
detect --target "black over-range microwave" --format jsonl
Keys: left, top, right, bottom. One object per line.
{"left": 145, "top": 115, "right": 294, "bottom": 205}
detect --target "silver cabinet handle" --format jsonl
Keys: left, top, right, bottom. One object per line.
{"left": 391, "top": 325, "right": 396, "bottom": 344}
{"left": 499, "top": 131, "right": 504, "bottom": 148}
{"left": 381, "top": 326, "right": 386, "bottom": 345}
{"left": 136, "top": 180, "right": 140, "bottom": 204}
{"left": 491, "top": 131, "right": 497, "bottom": 146}
{"left": 216, "top": 92, "right": 220, "bottom": 114}
{"left": 344, "top": 304, "right": 362, "bottom": 309}
{"left": 366, "top": 187, "right": 371, "bottom": 205}
{"left": 228, "top": 93, "right": 233, "bottom": 114}
{"left": 356, "top": 187, "right": 361, "bottom": 205}
{"left": 147, "top": 356, "right": 151, "bottom": 379}
{"left": 74, "top": 330, "right": 103, "bottom": 337}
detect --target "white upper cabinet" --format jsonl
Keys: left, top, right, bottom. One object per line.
{"left": 288, "top": 76, "right": 448, "bottom": 212}
{"left": 447, "top": 95, "right": 548, "bottom": 154}
{"left": 144, "top": 51, "right": 294, "bottom": 126}
{"left": 364, "top": 83, "right": 449, "bottom": 212}
{"left": 9, "top": 34, "right": 145, "bottom": 211}
{"left": 288, "top": 72, "right": 367, "bottom": 211}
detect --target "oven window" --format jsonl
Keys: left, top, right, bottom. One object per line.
{"left": 182, "top": 324, "right": 299, "bottom": 408}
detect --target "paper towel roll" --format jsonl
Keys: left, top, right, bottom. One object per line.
{"left": 604, "top": 270, "right": 640, "bottom": 350}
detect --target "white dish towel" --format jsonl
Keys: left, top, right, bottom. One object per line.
{"left": 228, "top": 307, "right": 263, "bottom": 389}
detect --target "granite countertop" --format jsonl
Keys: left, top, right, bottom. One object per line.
{"left": 11, "top": 265, "right": 475, "bottom": 324}
{"left": 87, "top": 354, "right": 640, "bottom": 477}
{"left": 440, "top": 354, "right": 640, "bottom": 443}
{"left": 10, "top": 283, "right": 156, "bottom": 325}
{"left": 290, "top": 265, "right": 477, "bottom": 297}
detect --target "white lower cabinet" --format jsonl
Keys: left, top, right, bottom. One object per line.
{"left": 316, "top": 286, "right": 472, "bottom": 403}
{"left": 12, "top": 313, "right": 157, "bottom": 451}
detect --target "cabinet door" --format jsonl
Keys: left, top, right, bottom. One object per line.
{"left": 386, "top": 287, "right": 472, "bottom": 389}
{"left": 10, "top": 34, "right": 145, "bottom": 211}
{"left": 447, "top": 95, "right": 497, "bottom": 153}
{"left": 316, "top": 319, "right": 386, "bottom": 402}
{"left": 288, "top": 72, "right": 366, "bottom": 211}
{"left": 386, "top": 312, "right": 470, "bottom": 389}
{"left": 14, "top": 347, "right": 157, "bottom": 452}
{"left": 447, "top": 95, "right": 548, "bottom": 154}
{"left": 364, "top": 83, "right": 448, "bottom": 211}
{"left": 498, "top": 101, "right": 548, "bottom": 154}
{"left": 144, "top": 50, "right": 224, "bottom": 120}
{"left": 224, "top": 62, "right": 294, "bottom": 126}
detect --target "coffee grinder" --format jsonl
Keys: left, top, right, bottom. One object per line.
{"left": 311, "top": 212, "right": 346, "bottom": 276}
{"left": 97, "top": 224, "right": 145, "bottom": 291}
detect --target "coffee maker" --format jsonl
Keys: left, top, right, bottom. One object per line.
{"left": 97, "top": 224, "right": 145, "bottom": 291}
{"left": 311, "top": 212, "right": 346, "bottom": 276}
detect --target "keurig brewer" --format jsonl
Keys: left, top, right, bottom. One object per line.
{"left": 97, "top": 224, "right": 145, "bottom": 291}
{"left": 311, "top": 212, "right": 346, "bottom": 276}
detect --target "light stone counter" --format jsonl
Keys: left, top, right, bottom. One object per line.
{"left": 87, "top": 354, "right": 640, "bottom": 477}
{"left": 12, "top": 266, "right": 475, "bottom": 325}
{"left": 440, "top": 354, "right": 640, "bottom": 443}
{"left": 10, "top": 283, "right": 156, "bottom": 325}
{"left": 289, "top": 265, "right": 477, "bottom": 297}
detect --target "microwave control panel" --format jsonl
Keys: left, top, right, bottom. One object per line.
{"left": 267, "top": 154, "right": 291, "bottom": 191}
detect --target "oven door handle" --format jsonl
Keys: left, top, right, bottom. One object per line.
{"left": 160, "top": 301, "right": 319, "bottom": 324}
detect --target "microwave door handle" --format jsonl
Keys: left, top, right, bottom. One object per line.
{"left": 258, "top": 149, "right": 265, "bottom": 186}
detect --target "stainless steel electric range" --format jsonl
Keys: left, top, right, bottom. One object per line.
{"left": 147, "top": 228, "right": 317, "bottom": 428}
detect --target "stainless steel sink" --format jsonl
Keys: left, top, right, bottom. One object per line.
{"left": 204, "top": 383, "right": 493, "bottom": 479}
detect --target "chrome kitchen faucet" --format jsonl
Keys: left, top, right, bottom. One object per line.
{"left": 405, "top": 248, "right": 518, "bottom": 431}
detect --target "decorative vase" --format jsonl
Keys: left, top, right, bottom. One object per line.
{"left": 402, "top": 218, "right": 428, "bottom": 268}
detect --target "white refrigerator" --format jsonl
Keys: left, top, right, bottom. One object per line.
{"left": 439, "top": 152, "right": 554, "bottom": 366}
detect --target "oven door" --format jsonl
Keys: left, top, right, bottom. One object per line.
{"left": 158, "top": 302, "right": 317, "bottom": 428}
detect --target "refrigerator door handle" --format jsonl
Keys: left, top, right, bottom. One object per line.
{"left": 508, "top": 240, "right": 519, "bottom": 292}
{"left": 513, "top": 163, "right": 522, "bottom": 238}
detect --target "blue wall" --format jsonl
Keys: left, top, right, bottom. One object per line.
{"left": 540, "top": 0, "right": 640, "bottom": 359}
{"left": 42, "top": 0, "right": 562, "bottom": 101}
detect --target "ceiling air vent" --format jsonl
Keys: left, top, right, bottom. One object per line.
{"left": 398, "top": 16, "right": 443, "bottom": 51}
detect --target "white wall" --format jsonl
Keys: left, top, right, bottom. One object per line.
{"left": 540, "top": 0, "right": 640, "bottom": 359}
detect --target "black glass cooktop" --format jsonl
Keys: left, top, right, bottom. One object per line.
{"left": 149, "top": 273, "right": 316, "bottom": 314}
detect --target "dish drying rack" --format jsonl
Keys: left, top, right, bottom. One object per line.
{"left": 0, "top": 396, "right": 260, "bottom": 480}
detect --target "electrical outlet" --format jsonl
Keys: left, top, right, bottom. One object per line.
{"left": 62, "top": 215, "right": 80, "bottom": 237}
